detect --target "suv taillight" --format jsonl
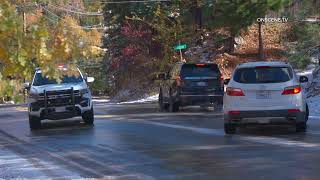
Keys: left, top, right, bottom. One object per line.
{"left": 226, "top": 87, "right": 245, "bottom": 96}
{"left": 282, "top": 86, "right": 301, "bottom": 95}
{"left": 220, "top": 74, "right": 224, "bottom": 87}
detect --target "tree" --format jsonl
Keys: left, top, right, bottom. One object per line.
{"left": 286, "top": 0, "right": 320, "bottom": 68}
{"left": 207, "top": 0, "right": 292, "bottom": 53}
{"left": 0, "top": 0, "right": 103, "bottom": 102}
{"left": 102, "top": 1, "right": 180, "bottom": 96}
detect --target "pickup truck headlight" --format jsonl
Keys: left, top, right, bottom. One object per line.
{"left": 29, "top": 93, "right": 39, "bottom": 99}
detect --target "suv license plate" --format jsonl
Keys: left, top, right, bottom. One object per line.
{"left": 197, "top": 82, "right": 207, "bottom": 86}
{"left": 55, "top": 107, "right": 65, "bottom": 112}
{"left": 256, "top": 90, "right": 271, "bottom": 99}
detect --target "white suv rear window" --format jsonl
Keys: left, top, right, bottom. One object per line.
{"left": 234, "top": 66, "right": 293, "bottom": 84}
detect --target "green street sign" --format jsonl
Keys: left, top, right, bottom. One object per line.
{"left": 174, "top": 44, "right": 187, "bottom": 51}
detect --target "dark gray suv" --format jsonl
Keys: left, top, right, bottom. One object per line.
{"left": 158, "top": 63, "right": 224, "bottom": 112}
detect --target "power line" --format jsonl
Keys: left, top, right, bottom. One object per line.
{"left": 47, "top": 3, "right": 103, "bottom": 16}
{"left": 43, "top": 13, "right": 106, "bottom": 30}
{"left": 42, "top": 7, "right": 106, "bottom": 30}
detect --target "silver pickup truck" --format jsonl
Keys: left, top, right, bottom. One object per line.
{"left": 24, "top": 66, "right": 95, "bottom": 130}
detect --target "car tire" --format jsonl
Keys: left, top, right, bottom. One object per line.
{"left": 159, "top": 91, "right": 168, "bottom": 111}
{"left": 296, "top": 110, "right": 308, "bottom": 132}
{"left": 29, "top": 115, "right": 41, "bottom": 130}
{"left": 296, "top": 122, "right": 307, "bottom": 132}
{"left": 306, "top": 105, "right": 309, "bottom": 122}
{"left": 224, "top": 123, "right": 236, "bottom": 134}
{"left": 169, "top": 97, "right": 179, "bottom": 112}
{"left": 82, "top": 107, "right": 94, "bottom": 125}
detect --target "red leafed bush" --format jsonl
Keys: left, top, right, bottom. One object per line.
{"left": 121, "top": 22, "right": 152, "bottom": 39}
{"left": 111, "top": 58, "right": 120, "bottom": 69}
{"left": 122, "top": 44, "right": 139, "bottom": 57}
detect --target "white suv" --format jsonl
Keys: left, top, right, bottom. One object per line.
{"left": 223, "top": 61, "right": 309, "bottom": 134}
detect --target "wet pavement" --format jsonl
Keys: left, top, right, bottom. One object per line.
{"left": 1, "top": 103, "right": 320, "bottom": 179}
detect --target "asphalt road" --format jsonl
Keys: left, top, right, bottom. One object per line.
{"left": 1, "top": 102, "right": 320, "bottom": 179}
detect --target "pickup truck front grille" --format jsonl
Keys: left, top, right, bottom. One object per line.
{"left": 33, "top": 97, "right": 82, "bottom": 108}
{"left": 38, "top": 90, "right": 80, "bottom": 99}
{"left": 35, "top": 89, "right": 81, "bottom": 107}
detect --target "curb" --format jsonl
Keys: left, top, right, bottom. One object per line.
{"left": 0, "top": 103, "right": 27, "bottom": 109}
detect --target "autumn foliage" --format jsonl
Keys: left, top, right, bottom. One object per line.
{"left": 0, "top": 1, "right": 103, "bottom": 102}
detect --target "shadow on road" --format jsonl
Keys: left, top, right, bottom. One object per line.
{"left": 29, "top": 119, "right": 95, "bottom": 136}
{"left": 238, "top": 125, "right": 308, "bottom": 136}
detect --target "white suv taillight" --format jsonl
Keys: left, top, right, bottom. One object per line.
{"left": 226, "top": 87, "right": 245, "bottom": 96}
{"left": 282, "top": 85, "right": 301, "bottom": 95}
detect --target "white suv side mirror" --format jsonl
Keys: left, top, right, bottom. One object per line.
{"left": 86, "top": 77, "right": 95, "bottom": 83}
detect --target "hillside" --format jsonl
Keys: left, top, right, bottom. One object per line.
{"left": 215, "top": 23, "right": 290, "bottom": 77}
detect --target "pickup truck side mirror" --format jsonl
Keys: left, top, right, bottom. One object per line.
{"left": 299, "top": 76, "right": 308, "bottom": 83}
{"left": 23, "top": 82, "right": 31, "bottom": 90}
{"left": 157, "top": 73, "right": 166, "bottom": 80}
{"left": 86, "top": 77, "right": 95, "bottom": 83}
{"left": 224, "top": 78, "right": 230, "bottom": 85}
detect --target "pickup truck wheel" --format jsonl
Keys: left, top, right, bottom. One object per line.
{"left": 82, "top": 107, "right": 94, "bottom": 125}
{"left": 29, "top": 115, "right": 41, "bottom": 130}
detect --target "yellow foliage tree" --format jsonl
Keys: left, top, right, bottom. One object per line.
{"left": 0, "top": 1, "right": 103, "bottom": 102}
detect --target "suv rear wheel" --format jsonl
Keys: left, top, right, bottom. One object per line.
{"left": 159, "top": 91, "right": 169, "bottom": 111}
{"left": 82, "top": 107, "right": 94, "bottom": 125}
{"left": 169, "top": 97, "right": 179, "bottom": 112}
{"left": 296, "top": 112, "right": 308, "bottom": 132}
{"left": 306, "top": 105, "right": 309, "bottom": 121}
{"left": 29, "top": 115, "right": 41, "bottom": 130}
{"left": 224, "top": 123, "right": 236, "bottom": 134}
{"left": 296, "top": 122, "right": 307, "bottom": 132}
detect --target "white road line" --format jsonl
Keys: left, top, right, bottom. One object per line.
{"left": 307, "top": 131, "right": 320, "bottom": 135}
{"left": 145, "top": 121, "right": 320, "bottom": 149}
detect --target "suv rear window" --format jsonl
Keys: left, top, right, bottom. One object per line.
{"left": 233, "top": 67, "right": 293, "bottom": 84}
{"left": 180, "top": 64, "right": 219, "bottom": 78}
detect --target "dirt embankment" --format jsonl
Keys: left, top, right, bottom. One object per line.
{"left": 215, "top": 23, "right": 291, "bottom": 77}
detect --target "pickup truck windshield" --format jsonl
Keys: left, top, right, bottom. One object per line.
{"left": 180, "top": 64, "right": 219, "bottom": 78}
{"left": 33, "top": 72, "right": 83, "bottom": 86}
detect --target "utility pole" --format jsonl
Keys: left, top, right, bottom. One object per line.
{"left": 23, "top": 0, "right": 27, "bottom": 34}
{"left": 179, "top": 42, "right": 183, "bottom": 62}
{"left": 258, "top": 21, "right": 264, "bottom": 61}
{"left": 23, "top": 0, "right": 27, "bottom": 103}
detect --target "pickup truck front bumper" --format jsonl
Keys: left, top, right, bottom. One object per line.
{"left": 28, "top": 88, "right": 92, "bottom": 120}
